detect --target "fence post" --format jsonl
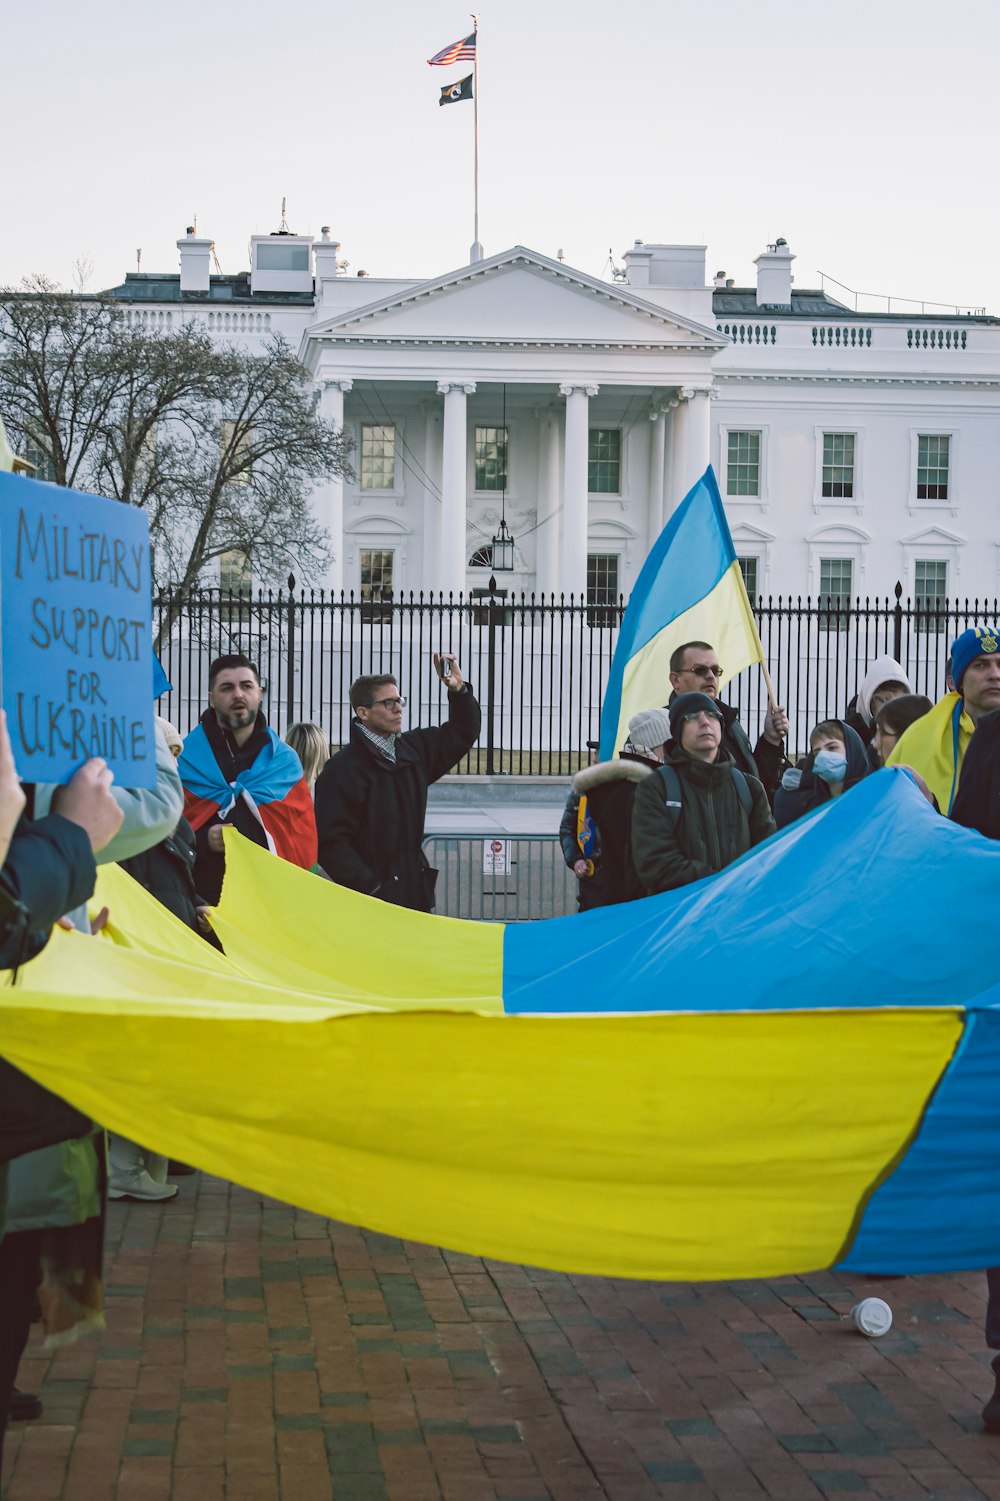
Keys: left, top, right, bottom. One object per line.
{"left": 892, "top": 580, "right": 903, "bottom": 662}
{"left": 485, "top": 577, "right": 498, "bottom": 776}
{"left": 286, "top": 573, "right": 296, "bottom": 732}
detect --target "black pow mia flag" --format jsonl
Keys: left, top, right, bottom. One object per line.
{"left": 439, "top": 74, "right": 473, "bottom": 106}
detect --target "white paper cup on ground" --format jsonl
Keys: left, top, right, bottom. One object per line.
{"left": 850, "top": 1298, "right": 892, "bottom": 1337}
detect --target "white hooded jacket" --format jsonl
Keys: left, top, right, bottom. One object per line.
{"left": 856, "top": 655, "right": 911, "bottom": 727}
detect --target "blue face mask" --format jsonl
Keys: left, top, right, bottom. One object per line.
{"left": 813, "top": 749, "right": 848, "bottom": 785}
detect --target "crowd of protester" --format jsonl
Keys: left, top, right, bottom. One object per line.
{"left": 3, "top": 623, "right": 1000, "bottom": 1472}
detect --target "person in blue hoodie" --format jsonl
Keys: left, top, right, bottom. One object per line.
{"left": 773, "top": 718, "right": 871, "bottom": 829}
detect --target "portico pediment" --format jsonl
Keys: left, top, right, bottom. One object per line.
{"left": 307, "top": 247, "right": 726, "bottom": 353}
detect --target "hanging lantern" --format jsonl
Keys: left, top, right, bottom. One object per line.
{"left": 491, "top": 516, "right": 515, "bottom": 572}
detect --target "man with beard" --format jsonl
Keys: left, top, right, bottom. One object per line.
{"left": 178, "top": 654, "right": 317, "bottom": 905}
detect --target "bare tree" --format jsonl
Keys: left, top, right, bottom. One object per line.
{"left": 0, "top": 279, "right": 353, "bottom": 610}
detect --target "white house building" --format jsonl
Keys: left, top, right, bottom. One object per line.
{"left": 109, "top": 226, "right": 1000, "bottom": 612}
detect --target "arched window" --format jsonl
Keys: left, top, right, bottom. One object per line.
{"left": 469, "top": 544, "right": 493, "bottom": 568}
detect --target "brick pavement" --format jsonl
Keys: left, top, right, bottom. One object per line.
{"left": 3, "top": 1173, "right": 1000, "bottom": 1501}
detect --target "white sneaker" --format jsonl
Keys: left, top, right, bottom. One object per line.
{"left": 107, "top": 1167, "right": 179, "bottom": 1202}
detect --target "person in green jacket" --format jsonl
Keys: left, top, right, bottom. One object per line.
{"left": 631, "top": 692, "right": 775, "bottom": 895}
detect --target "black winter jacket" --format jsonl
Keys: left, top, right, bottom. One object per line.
{"left": 951, "top": 708, "right": 1000, "bottom": 839}
{"left": 773, "top": 720, "right": 870, "bottom": 830}
{"left": 571, "top": 754, "right": 658, "bottom": 905}
{"left": 119, "top": 817, "right": 203, "bottom": 932}
{"left": 631, "top": 745, "right": 774, "bottom": 894}
{"left": 315, "top": 687, "right": 481, "bottom": 911}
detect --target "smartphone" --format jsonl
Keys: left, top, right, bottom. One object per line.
{"left": 442, "top": 654, "right": 453, "bottom": 680}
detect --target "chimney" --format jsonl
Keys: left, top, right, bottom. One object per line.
{"left": 714, "top": 270, "right": 727, "bottom": 289}
{"left": 754, "top": 237, "right": 794, "bottom": 309}
{"left": 313, "top": 226, "right": 342, "bottom": 285}
{"left": 178, "top": 227, "right": 212, "bottom": 294}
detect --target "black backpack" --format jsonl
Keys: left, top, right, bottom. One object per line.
{"left": 655, "top": 762, "right": 753, "bottom": 827}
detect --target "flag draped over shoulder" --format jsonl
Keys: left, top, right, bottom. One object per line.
{"left": 178, "top": 723, "right": 317, "bottom": 871}
{"left": 885, "top": 690, "right": 975, "bottom": 814}
{"left": 428, "top": 32, "right": 476, "bottom": 66}
{"left": 439, "top": 74, "right": 473, "bottom": 105}
{"left": 598, "top": 466, "right": 764, "bottom": 760}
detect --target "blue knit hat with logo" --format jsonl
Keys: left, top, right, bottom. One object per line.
{"left": 950, "top": 625, "right": 1000, "bottom": 690}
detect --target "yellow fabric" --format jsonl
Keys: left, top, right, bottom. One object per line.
{"left": 206, "top": 831, "right": 505, "bottom": 1010}
{"left": 87, "top": 833, "right": 504, "bottom": 1010}
{"left": 0, "top": 956, "right": 959, "bottom": 1277}
{"left": 611, "top": 561, "right": 765, "bottom": 756}
{"left": 886, "top": 691, "right": 974, "bottom": 814}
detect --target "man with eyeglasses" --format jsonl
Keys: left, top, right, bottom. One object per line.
{"left": 315, "top": 653, "right": 481, "bottom": 911}
{"left": 667, "top": 641, "right": 789, "bottom": 798}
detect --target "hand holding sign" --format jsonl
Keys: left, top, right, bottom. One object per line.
{"left": 51, "top": 758, "right": 124, "bottom": 853}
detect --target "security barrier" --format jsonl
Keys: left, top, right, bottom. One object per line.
{"left": 422, "top": 834, "right": 577, "bottom": 922}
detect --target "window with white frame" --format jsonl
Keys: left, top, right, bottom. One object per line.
{"left": 469, "top": 544, "right": 493, "bottom": 568}
{"left": 360, "top": 424, "right": 396, "bottom": 490}
{"left": 822, "top": 433, "right": 855, "bottom": 498}
{"left": 737, "top": 555, "right": 759, "bottom": 601}
{"left": 726, "top": 431, "right": 760, "bottom": 496}
{"left": 586, "top": 553, "right": 620, "bottom": 627}
{"left": 474, "top": 427, "right": 508, "bottom": 491}
{"left": 914, "top": 559, "right": 948, "bottom": 623}
{"left": 360, "top": 548, "right": 394, "bottom": 600}
{"left": 20, "top": 435, "right": 56, "bottom": 483}
{"left": 588, "top": 429, "right": 622, "bottom": 494}
{"left": 819, "top": 557, "right": 854, "bottom": 627}
{"left": 917, "top": 435, "right": 950, "bottom": 500}
{"left": 219, "top": 549, "right": 252, "bottom": 598}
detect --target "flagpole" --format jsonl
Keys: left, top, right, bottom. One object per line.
{"left": 470, "top": 13, "right": 483, "bottom": 263}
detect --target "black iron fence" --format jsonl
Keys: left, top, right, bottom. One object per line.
{"left": 153, "top": 581, "right": 1000, "bottom": 774}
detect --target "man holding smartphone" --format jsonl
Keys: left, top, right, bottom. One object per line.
{"left": 315, "top": 653, "right": 481, "bottom": 911}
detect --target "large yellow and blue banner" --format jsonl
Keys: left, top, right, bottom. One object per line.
{"left": 2, "top": 770, "right": 1000, "bottom": 1280}
{"left": 598, "top": 465, "right": 764, "bottom": 760}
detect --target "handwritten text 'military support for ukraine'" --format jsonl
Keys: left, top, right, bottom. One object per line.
{"left": 15, "top": 508, "right": 149, "bottom": 763}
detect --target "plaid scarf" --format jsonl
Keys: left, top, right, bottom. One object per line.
{"left": 356, "top": 720, "right": 398, "bottom": 763}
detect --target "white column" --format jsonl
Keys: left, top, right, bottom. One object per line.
{"left": 675, "top": 385, "right": 712, "bottom": 500}
{"left": 648, "top": 403, "right": 667, "bottom": 542}
{"left": 559, "top": 383, "right": 598, "bottom": 599}
{"left": 421, "top": 400, "right": 442, "bottom": 596}
{"left": 534, "top": 410, "right": 561, "bottom": 598}
{"left": 318, "top": 378, "right": 352, "bottom": 594}
{"left": 437, "top": 380, "right": 476, "bottom": 599}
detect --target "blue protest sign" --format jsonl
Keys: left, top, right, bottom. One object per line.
{"left": 0, "top": 471, "right": 155, "bottom": 787}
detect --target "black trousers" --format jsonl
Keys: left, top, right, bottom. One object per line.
{"left": 986, "top": 1266, "right": 1000, "bottom": 1351}
{"left": 0, "top": 1228, "right": 43, "bottom": 1474}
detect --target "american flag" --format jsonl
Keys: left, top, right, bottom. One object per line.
{"left": 427, "top": 31, "right": 476, "bottom": 66}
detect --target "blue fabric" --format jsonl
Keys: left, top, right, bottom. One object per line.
{"left": 839, "top": 1005, "right": 1000, "bottom": 1274}
{"left": 503, "top": 769, "right": 1000, "bottom": 1015}
{"left": 153, "top": 651, "right": 172, "bottom": 698}
{"left": 178, "top": 722, "right": 304, "bottom": 814}
{"left": 598, "top": 467, "right": 732, "bottom": 759}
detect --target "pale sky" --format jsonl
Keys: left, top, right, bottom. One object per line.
{"left": 3, "top": 0, "right": 997, "bottom": 314}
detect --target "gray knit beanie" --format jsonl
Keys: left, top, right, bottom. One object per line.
{"left": 627, "top": 708, "right": 672, "bottom": 752}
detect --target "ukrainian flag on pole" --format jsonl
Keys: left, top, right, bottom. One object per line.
{"left": 598, "top": 466, "right": 765, "bottom": 760}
